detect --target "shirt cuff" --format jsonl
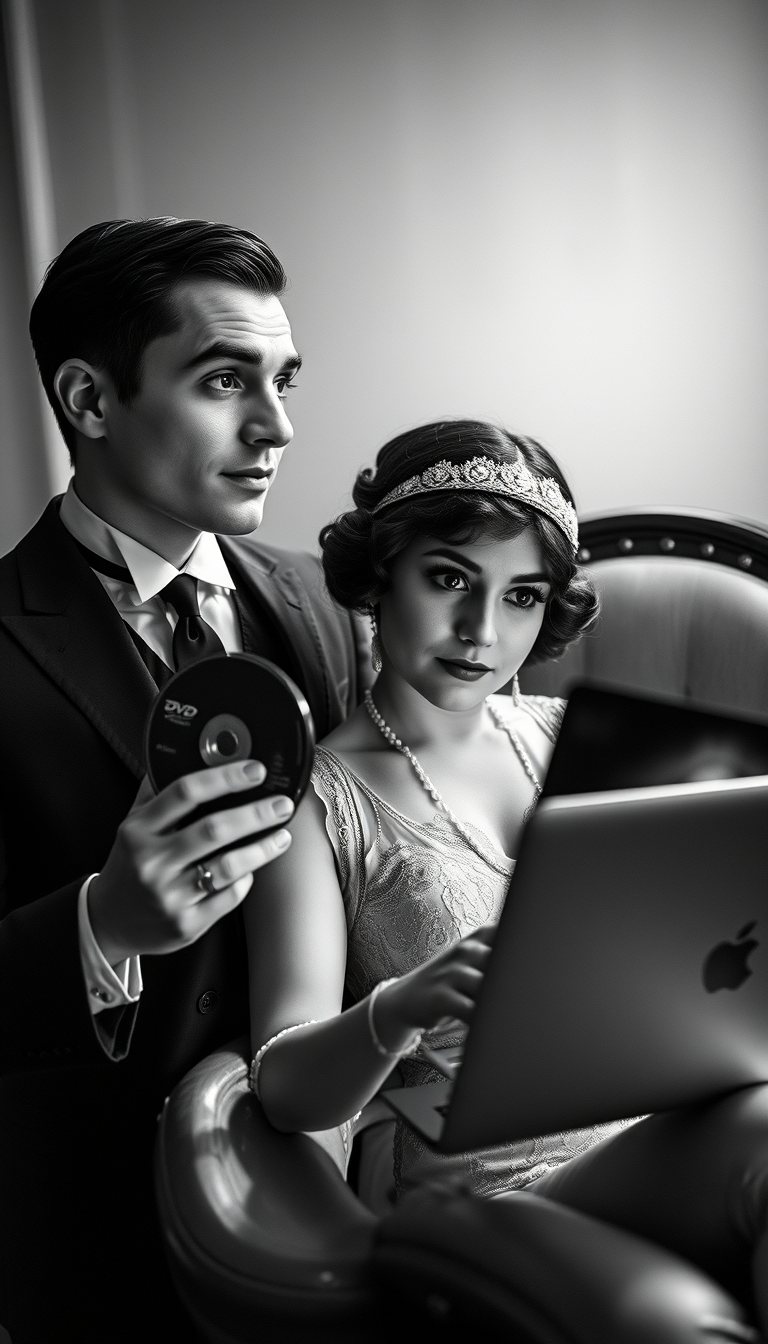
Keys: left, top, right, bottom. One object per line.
{"left": 77, "top": 876, "right": 143, "bottom": 1016}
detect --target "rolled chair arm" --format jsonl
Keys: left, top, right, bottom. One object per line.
{"left": 155, "top": 1038, "right": 378, "bottom": 1344}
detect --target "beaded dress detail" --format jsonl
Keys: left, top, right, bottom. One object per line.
{"left": 311, "top": 694, "right": 633, "bottom": 1199}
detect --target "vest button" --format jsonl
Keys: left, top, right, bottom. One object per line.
{"left": 197, "top": 990, "right": 219, "bottom": 1015}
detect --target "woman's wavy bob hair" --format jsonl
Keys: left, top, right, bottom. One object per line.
{"left": 320, "top": 420, "right": 597, "bottom": 664}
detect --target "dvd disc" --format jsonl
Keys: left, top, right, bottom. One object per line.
{"left": 145, "top": 654, "right": 315, "bottom": 836}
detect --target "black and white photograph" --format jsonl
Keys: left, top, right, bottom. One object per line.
{"left": 1, "top": 2, "right": 768, "bottom": 1341}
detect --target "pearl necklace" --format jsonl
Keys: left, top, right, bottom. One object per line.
{"left": 363, "top": 690, "right": 541, "bottom": 873}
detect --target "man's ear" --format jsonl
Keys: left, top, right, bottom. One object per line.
{"left": 53, "top": 360, "right": 112, "bottom": 441}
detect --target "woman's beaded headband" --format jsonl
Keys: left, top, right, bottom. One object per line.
{"left": 371, "top": 455, "right": 579, "bottom": 554}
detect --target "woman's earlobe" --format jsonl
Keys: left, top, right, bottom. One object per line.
{"left": 53, "top": 360, "right": 108, "bottom": 440}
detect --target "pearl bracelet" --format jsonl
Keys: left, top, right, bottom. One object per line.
{"left": 367, "top": 978, "right": 423, "bottom": 1059}
{"left": 249, "top": 1020, "right": 318, "bottom": 1100}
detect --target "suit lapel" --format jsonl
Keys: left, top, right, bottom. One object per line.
{"left": 0, "top": 501, "right": 157, "bottom": 779}
{"left": 220, "top": 538, "right": 334, "bottom": 737}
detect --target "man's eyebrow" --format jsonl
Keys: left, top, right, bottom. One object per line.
{"left": 182, "top": 341, "right": 302, "bottom": 373}
{"left": 423, "top": 549, "right": 550, "bottom": 584}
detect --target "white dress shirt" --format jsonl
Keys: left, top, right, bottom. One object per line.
{"left": 58, "top": 483, "right": 243, "bottom": 1018}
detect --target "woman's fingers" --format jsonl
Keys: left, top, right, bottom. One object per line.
{"left": 433, "top": 966, "right": 484, "bottom": 1013}
{"left": 396, "top": 959, "right": 487, "bottom": 1029}
{"left": 466, "top": 921, "right": 498, "bottom": 948}
{"left": 431, "top": 987, "right": 479, "bottom": 1025}
{"left": 381, "top": 923, "right": 499, "bottom": 1036}
{"left": 432, "top": 935, "right": 492, "bottom": 980}
{"left": 434, "top": 961, "right": 484, "bottom": 995}
{"left": 437, "top": 923, "right": 496, "bottom": 966}
{"left": 453, "top": 938, "right": 494, "bottom": 968}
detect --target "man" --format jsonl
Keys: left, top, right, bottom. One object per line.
{"left": 0, "top": 218, "right": 365, "bottom": 1342}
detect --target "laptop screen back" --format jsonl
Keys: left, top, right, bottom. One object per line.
{"left": 541, "top": 685, "right": 768, "bottom": 799}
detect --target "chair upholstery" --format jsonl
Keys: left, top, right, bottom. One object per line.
{"left": 154, "top": 1041, "right": 378, "bottom": 1344}
{"left": 519, "top": 510, "right": 768, "bottom": 721}
{"left": 375, "top": 1184, "right": 754, "bottom": 1343}
{"left": 156, "top": 1044, "right": 756, "bottom": 1344}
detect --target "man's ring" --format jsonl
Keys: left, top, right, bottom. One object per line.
{"left": 196, "top": 863, "right": 217, "bottom": 895}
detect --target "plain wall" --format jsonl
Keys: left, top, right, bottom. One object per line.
{"left": 5, "top": 0, "right": 768, "bottom": 553}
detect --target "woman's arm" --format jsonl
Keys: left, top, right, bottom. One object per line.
{"left": 244, "top": 786, "right": 399, "bottom": 1131}
{"left": 244, "top": 787, "right": 494, "bottom": 1133}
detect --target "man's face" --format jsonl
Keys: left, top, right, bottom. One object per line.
{"left": 99, "top": 278, "right": 300, "bottom": 537}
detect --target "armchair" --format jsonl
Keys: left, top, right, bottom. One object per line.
{"left": 155, "top": 508, "right": 768, "bottom": 1344}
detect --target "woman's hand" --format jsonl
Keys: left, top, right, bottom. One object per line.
{"left": 373, "top": 923, "right": 497, "bottom": 1051}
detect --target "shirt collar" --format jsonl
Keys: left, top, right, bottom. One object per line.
{"left": 59, "top": 481, "right": 236, "bottom": 604}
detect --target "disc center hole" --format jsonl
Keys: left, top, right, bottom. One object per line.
{"left": 216, "top": 730, "right": 239, "bottom": 757}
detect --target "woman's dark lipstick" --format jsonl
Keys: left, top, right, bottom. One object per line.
{"left": 436, "top": 657, "right": 493, "bottom": 682}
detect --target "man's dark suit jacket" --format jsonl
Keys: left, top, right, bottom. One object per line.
{"left": 0, "top": 500, "right": 363, "bottom": 1342}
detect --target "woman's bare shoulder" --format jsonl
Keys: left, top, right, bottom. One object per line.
{"left": 318, "top": 701, "right": 382, "bottom": 759}
{"left": 489, "top": 692, "right": 565, "bottom": 740}
{"left": 489, "top": 691, "right": 565, "bottom": 777}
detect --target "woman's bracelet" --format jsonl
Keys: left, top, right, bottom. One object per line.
{"left": 367, "top": 978, "right": 423, "bottom": 1059}
{"left": 249, "top": 1020, "right": 318, "bottom": 1100}
{"left": 250, "top": 987, "right": 422, "bottom": 1099}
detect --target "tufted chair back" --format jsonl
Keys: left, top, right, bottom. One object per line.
{"left": 518, "top": 509, "right": 768, "bottom": 721}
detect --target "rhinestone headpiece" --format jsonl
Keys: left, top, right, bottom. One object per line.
{"left": 371, "top": 455, "right": 579, "bottom": 553}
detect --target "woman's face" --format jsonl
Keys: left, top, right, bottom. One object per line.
{"left": 377, "top": 526, "right": 551, "bottom": 710}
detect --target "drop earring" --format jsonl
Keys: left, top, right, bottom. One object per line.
{"left": 512, "top": 672, "right": 521, "bottom": 707}
{"left": 369, "top": 607, "right": 382, "bottom": 674}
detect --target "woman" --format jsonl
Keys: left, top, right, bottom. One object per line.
{"left": 244, "top": 421, "right": 768, "bottom": 1332}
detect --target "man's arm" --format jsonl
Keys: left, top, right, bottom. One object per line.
{"left": 78, "top": 876, "right": 143, "bottom": 1017}
{"left": 0, "top": 760, "right": 294, "bottom": 1077}
{"left": 0, "top": 870, "right": 136, "bottom": 1075}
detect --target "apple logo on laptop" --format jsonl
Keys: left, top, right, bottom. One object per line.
{"left": 702, "top": 922, "right": 759, "bottom": 993}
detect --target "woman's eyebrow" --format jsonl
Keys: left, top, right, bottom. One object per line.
{"left": 423, "top": 547, "right": 481, "bottom": 573}
{"left": 422, "top": 549, "right": 550, "bottom": 586}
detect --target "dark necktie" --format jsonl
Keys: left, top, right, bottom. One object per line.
{"left": 72, "top": 537, "right": 227, "bottom": 671}
{"left": 160, "top": 573, "right": 226, "bottom": 669}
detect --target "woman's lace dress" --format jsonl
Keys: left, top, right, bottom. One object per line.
{"left": 311, "top": 694, "right": 634, "bottom": 1199}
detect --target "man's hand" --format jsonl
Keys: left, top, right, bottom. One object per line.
{"left": 88, "top": 761, "right": 293, "bottom": 965}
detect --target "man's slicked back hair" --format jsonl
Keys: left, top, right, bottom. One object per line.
{"left": 29, "top": 217, "right": 287, "bottom": 456}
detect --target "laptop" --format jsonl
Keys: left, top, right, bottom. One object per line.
{"left": 382, "top": 689, "right": 768, "bottom": 1153}
{"left": 540, "top": 683, "right": 768, "bottom": 799}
